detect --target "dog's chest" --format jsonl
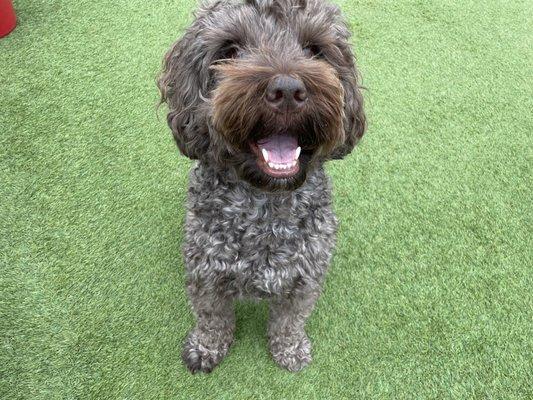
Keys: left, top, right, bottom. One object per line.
{"left": 184, "top": 164, "right": 338, "bottom": 297}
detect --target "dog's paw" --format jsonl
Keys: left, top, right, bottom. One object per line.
{"left": 182, "top": 329, "right": 233, "bottom": 374}
{"left": 269, "top": 333, "right": 312, "bottom": 372}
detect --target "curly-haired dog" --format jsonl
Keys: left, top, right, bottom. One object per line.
{"left": 158, "top": 0, "right": 366, "bottom": 373}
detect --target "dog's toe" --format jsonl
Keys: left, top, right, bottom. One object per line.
{"left": 182, "top": 343, "right": 206, "bottom": 373}
{"left": 270, "top": 334, "right": 312, "bottom": 372}
{"left": 182, "top": 330, "right": 232, "bottom": 374}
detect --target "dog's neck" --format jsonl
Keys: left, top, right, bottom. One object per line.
{"left": 194, "top": 160, "right": 331, "bottom": 202}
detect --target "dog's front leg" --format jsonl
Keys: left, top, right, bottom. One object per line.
{"left": 268, "top": 284, "right": 321, "bottom": 372}
{"left": 182, "top": 281, "right": 235, "bottom": 373}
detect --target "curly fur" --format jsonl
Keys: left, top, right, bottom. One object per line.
{"left": 158, "top": 0, "right": 366, "bottom": 373}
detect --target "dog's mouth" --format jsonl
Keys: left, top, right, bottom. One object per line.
{"left": 250, "top": 133, "right": 301, "bottom": 178}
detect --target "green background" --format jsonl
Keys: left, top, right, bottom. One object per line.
{"left": 1, "top": 0, "right": 531, "bottom": 398}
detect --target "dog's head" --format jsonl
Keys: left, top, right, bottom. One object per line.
{"left": 158, "top": 0, "right": 366, "bottom": 191}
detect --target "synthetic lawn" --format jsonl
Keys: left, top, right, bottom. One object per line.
{"left": 1, "top": 0, "right": 532, "bottom": 398}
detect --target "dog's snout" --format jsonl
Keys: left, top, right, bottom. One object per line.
{"left": 265, "top": 75, "right": 308, "bottom": 112}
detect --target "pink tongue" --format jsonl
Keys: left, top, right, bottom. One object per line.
{"left": 257, "top": 133, "right": 298, "bottom": 163}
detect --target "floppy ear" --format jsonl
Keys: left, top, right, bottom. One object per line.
{"left": 328, "top": 16, "right": 367, "bottom": 160}
{"left": 331, "top": 66, "right": 366, "bottom": 160}
{"left": 330, "top": 69, "right": 366, "bottom": 159}
{"left": 158, "top": 22, "right": 211, "bottom": 160}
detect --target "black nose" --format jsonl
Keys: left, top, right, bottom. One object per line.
{"left": 265, "top": 75, "right": 308, "bottom": 112}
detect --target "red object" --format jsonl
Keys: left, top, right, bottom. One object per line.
{"left": 0, "top": 0, "right": 17, "bottom": 38}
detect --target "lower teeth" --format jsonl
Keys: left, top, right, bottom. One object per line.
{"left": 268, "top": 162, "right": 296, "bottom": 171}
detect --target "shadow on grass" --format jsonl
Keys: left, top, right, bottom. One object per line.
{"left": 234, "top": 300, "right": 269, "bottom": 344}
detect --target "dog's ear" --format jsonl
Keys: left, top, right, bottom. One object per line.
{"left": 327, "top": 14, "right": 367, "bottom": 161}
{"left": 158, "top": 21, "right": 211, "bottom": 160}
{"left": 330, "top": 70, "right": 366, "bottom": 160}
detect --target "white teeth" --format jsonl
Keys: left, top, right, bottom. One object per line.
{"left": 261, "top": 149, "right": 269, "bottom": 162}
{"left": 267, "top": 161, "right": 297, "bottom": 171}
{"left": 261, "top": 147, "right": 300, "bottom": 171}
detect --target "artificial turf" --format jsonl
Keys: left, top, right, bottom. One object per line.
{"left": 1, "top": 0, "right": 532, "bottom": 398}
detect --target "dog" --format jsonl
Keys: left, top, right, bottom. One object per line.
{"left": 158, "top": 0, "right": 366, "bottom": 373}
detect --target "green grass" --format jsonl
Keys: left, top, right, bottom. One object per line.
{"left": 1, "top": 0, "right": 532, "bottom": 398}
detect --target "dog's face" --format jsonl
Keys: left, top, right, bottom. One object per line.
{"left": 159, "top": 0, "right": 366, "bottom": 191}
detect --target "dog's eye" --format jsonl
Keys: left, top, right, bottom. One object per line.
{"left": 218, "top": 44, "right": 241, "bottom": 61}
{"left": 303, "top": 45, "right": 322, "bottom": 58}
